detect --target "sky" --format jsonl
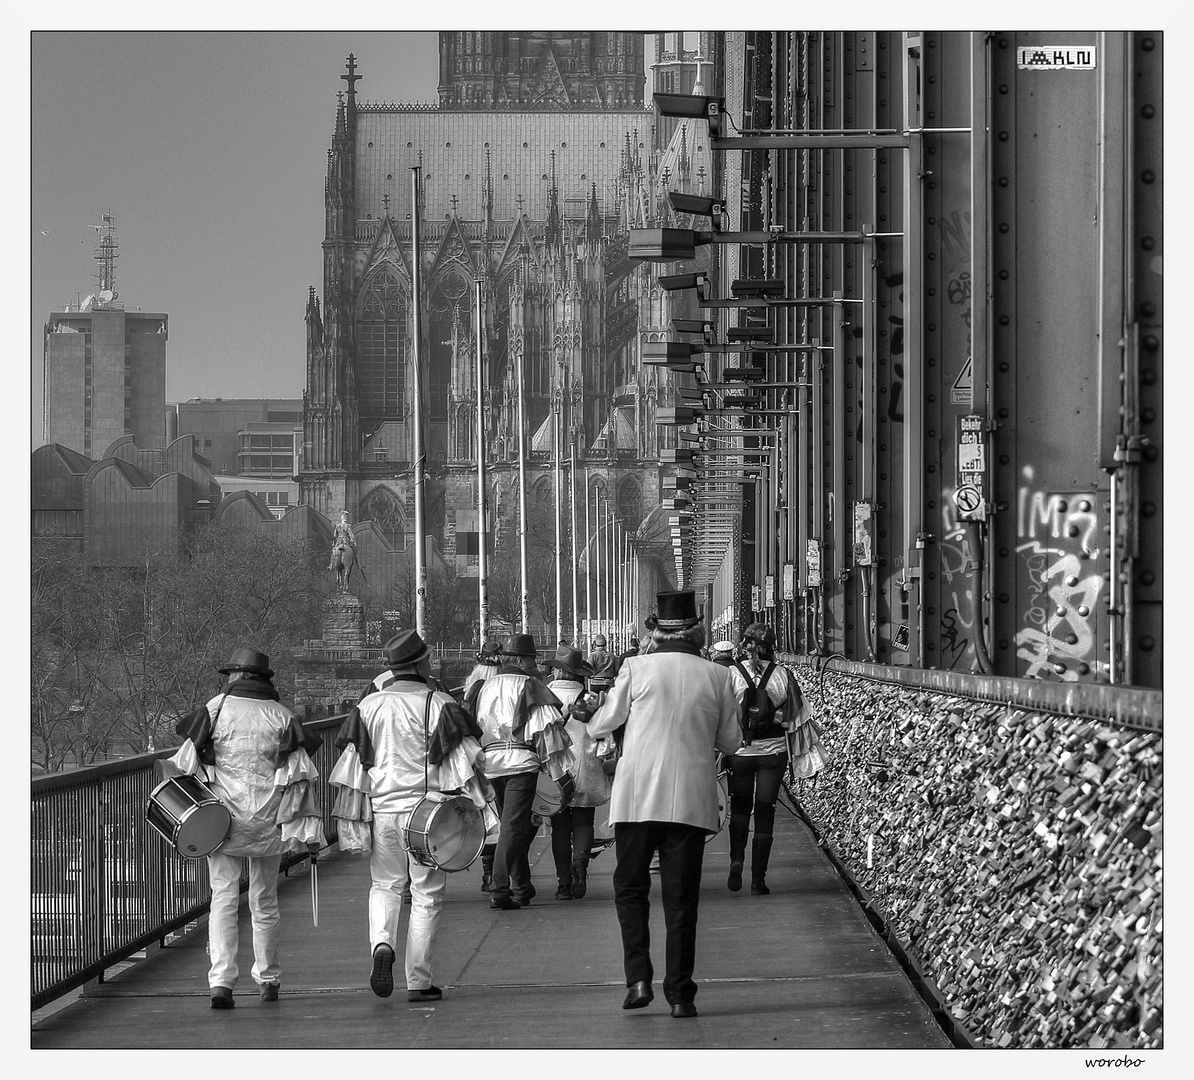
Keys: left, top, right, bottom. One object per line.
{"left": 30, "top": 31, "right": 443, "bottom": 440}
{"left": 26, "top": 24, "right": 694, "bottom": 450}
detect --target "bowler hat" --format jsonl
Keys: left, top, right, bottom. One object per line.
{"left": 219, "top": 647, "right": 274, "bottom": 678}
{"left": 475, "top": 640, "right": 501, "bottom": 665}
{"left": 500, "top": 632, "right": 538, "bottom": 658}
{"left": 384, "top": 629, "right": 431, "bottom": 667}
{"left": 547, "top": 644, "right": 592, "bottom": 678}
{"left": 655, "top": 589, "right": 700, "bottom": 630}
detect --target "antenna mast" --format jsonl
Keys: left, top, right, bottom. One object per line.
{"left": 91, "top": 208, "right": 119, "bottom": 306}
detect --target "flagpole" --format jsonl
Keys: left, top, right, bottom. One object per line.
{"left": 569, "top": 435, "right": 579, "bottom": 646}
{"left": 584, "top": 466, "right": 592, "bottom": 650}
{"left": 553, "top": 390, "right": 563, "bottom": 645}
{"left": 410, "top": 167, "right": 427, "bottom": 639}
{"left": 516, "top": 310, "right": 530, "bottom": 634}
{"left": 474, "top": 277, "right": 489, "bottom": 645}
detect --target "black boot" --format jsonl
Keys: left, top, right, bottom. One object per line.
{"left": 727, "top": 821, "right": 749, "bottom": 892}
{"left": 751, "top": 834, "right": 774, "bottom": 895}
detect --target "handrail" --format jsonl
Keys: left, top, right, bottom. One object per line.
{"left": 31, "top": 715, "right": 343, "bottom": 1010}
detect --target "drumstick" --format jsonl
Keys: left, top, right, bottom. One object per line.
{"left": 311, "top": 860, "right": 319, "bottom": 927}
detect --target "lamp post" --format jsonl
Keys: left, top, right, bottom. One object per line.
{"left": 515, "top": 310, "right": 530, "bottom": 633}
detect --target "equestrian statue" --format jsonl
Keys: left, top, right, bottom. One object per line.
{"left": 329, "top": 510, "right": 358, "bottom": 592}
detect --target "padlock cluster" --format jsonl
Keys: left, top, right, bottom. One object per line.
{"left": 785, "top": 662, "right": 1162, "bottom": 1050}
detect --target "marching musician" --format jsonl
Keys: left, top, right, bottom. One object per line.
{"left": 588, "top": 590, "right": 740, "bottom": 1018}
{"left": 544, "top": 644, "right": 610, "bottom": 900}
{"left": 332, "top": 630, "right": 491, "bottom": 1002}
{"left": 173, "top": 648, "right": 324, "bottom": 1009}
{"left": 462, "top": 640, "right": 502, "bottom": 894}
{"left": 473, "top": 633, "right": 576, "bottom": 910}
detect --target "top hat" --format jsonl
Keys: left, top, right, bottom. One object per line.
{"left": 384, "top": 629, "right": 431, "bottom": 667}
{"left": 547, "top": 644, "right": 592, "bottom": 678}
{"left": 475, "top": 640, "right": 501, "bottom": 666}
{"left": 742, "top": 622, "right": 777, "bottom": 656}
{"left": 655, "top": 590, "right": 701, "bottom": 630}
{"left": 500, "top": 632, "right": 538, "bottom": 658}
{"left": 218, "top": 647, "right": 274, "bottom": 678}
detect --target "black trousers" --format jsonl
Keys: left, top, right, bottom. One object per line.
{"left": 488, "top": 772, "right": 538, "bottom": 902}
{"left": 550, "top": 805, "right": 596, "bottom": 882}
{"left": 612, "top": 821, "right": 707, "bottom": 1005}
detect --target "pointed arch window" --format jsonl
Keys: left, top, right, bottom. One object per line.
{"left": 358, "top": 266, "right": 407, "bottom": 419}
{"left": 429, "top": 270, "right": 472, "bottom": 423}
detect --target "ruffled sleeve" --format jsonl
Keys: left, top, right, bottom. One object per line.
{"left": 521, "top": 681, "right": 575, "bottom": 782}
{"left": 273, "top": 748, "right": 328, "bottom": 851}
{"left": 174, "top": 700, "right": 218, "bottom": 766}
{"left": 328, "top": 743, "right": 373, "bottom": 853}
{"left": 334, "top": 706, "right": 375, "bottom": 768}
{"left": 428, "top": 700, "right": 483, "bottom": 766}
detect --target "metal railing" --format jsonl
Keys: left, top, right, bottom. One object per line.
{"left": 31, "top": 715, "right": 344, "bottom": 1010}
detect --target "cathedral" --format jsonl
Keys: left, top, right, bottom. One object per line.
{"left": 299, "top": 32, "right": 717, "bottom": 634}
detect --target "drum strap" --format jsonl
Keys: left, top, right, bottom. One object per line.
{"left": 482, "top": 740, "right": 536, "bottom": 754}
{"left": 422, "top": 691, "right": 434, "bottom": 796}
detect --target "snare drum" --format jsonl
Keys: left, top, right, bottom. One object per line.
{"left": 403, "top": 794, "right": 486, "bottom": 872}
{"left": 531, "top": 771, "right": 563, "bottom": 818}
{"left": 145, "top": 773, "right": 232, "bottom": 859}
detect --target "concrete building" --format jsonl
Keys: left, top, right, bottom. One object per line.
{"left": 42, "top": 212, "right": 167, "bottom": 457}
{"left": 171, "top": 398, "right": 303, "bottom": 478}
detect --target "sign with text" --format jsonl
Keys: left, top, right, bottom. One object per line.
{"left": 782, "top": 563, "right": 795, "bottom": 601}
{"left": 764, "top": 575, "right": 775, "bottom": 608}
{"left": 806, "top": 540, "right": 822, "bottom": 588}
{"left": 956, "top": 414, "right": 987, "bottom": 520}
{"left": 1017, "top": 46, "right": 1096, "bottom": 70}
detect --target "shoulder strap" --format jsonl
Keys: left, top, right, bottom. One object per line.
{"left": 732, "top": 658, "right": 756, "bottom": 690}
{"left": 422, "top": 690, "right": 434, "bottom": 795}
{"left": 758, "top": 661, "right": 777, "bottom": 692}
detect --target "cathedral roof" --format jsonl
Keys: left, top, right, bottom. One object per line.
{"left": 354, "top": 110, "right": 654, "bottom": 225}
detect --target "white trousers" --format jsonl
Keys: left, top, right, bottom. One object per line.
{"left": 206, "top": 851, "right": 282, "bottom": 989}
{"left": 369, "top": 810, "right": 447, "bottom": 991}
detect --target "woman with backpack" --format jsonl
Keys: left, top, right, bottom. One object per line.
{"left": 723, "top": 622, "right": 819, "bottom": 895}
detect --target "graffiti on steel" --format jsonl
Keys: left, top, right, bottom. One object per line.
{"left": 1013, "top": 468, "right": 1104, "bottom": 681}
{"left": 938, "top": 497, "right": 978, "bottom": 670}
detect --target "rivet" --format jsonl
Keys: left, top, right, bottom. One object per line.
{"left": 1078, "top": 663, "right": 1090, "bottom": 675}
{"left": 1142, "top": 236, "right": 1156, "bottom": 251}
{"left": 1066, "top": 634, "right": 1079, "bottom": 646}
{"left": 1141, "top": 104, "right": 1155, "bottom": 119}
{"left": 1141, "top": 169, "right": 1156, "bottom": 184}
{"left": 1057, "top": 500, "right": 1069, "bottom": 513}
{"left": 1066, "top": 577, "right": 1079, "bottom": 587}
{"left": 1077, "top": 605, "right": 1090, "bottom": 617}
{"left": 1078, "top": 500, "right": 1091, "bottom": 512}
{"left": 1139, "top": 570, "right": 1155, "bottom": 586}
{"left": 1139, "top": 635, "right": 1155, "bottom": 652}
{"left": 1067, "top": 525, "right": 1080, "bottom": 537}
{"left": 1141, "top": 369, "right": 1157, "bottom": 386}
{"left": 1055, "top": 607, "right": 1067, "bottom": 618}
{"left": 1142, "top": 502, "right": 1156, "bottom": 518}
{"left": 1053, "top": 663, "right": 1067, "bottom": 674}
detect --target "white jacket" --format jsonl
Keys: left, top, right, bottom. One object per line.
{"left": 589, "top": 647, "right": 741, "bottom": 832}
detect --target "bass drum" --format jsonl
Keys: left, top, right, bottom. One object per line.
{"left": 145, "top": 773, "right": 232, "bottom": 859}
{"left": 403, "top": 794, "right": 486, "bottom": 872}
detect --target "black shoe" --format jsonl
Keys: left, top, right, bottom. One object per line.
{"left": 210, "top": 986, "right": 234, "bottom": 1009}
{"left": 259, "top": 982, "right": 279, "bottom": 1002}
{"left": 727, "top": 861, "right": 743, "bottom": 892}
{"left": 370, "top": 945, "right": 395, "bottom": 997}
{"left": 671, "top": 1001, "right": 698, "bottom": 1018}
{"left": 490, "top": 896, "right": 522, "bottom": 910}
{"left": 407, "top": 985, "right": 443, "bottom": 1002}
{"left": 751, "top": 878, "right": 771, "bottom": 895}
{"left": 555, "top": 883, "right": 573, "bottom": 900}
{"left": 571, "top": 860, "right": 588, "bottom": 899}
{"left": 622, "top": 980, "right": 654, "bottom": 1009}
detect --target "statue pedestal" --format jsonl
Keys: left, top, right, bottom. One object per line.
{"left": 321, "top": 594, "right": 365, "bottom": 649}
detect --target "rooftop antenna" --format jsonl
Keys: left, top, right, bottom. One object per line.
{"left": 88, "top": 208, "right": 119, "bottom": 305}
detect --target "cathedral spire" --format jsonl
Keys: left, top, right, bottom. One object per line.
{"left": 585, "top": 182, "right": 601, "bottom": 243}
{"left": 545, "top": 149, "right": 562, "bottom": 247}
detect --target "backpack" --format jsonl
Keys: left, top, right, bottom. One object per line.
{"left": 732, "top": 659, "right": 783, "bottom": 745}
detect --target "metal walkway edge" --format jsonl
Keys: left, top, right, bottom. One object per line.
{"left": 31, "top": 803, "right": 950, "bottom": 1050}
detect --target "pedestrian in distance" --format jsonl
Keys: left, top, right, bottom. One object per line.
{"left": 545, "top": 644, "right": 611, "bottom": 900}
{"left": 473, "top": 633, "right": 577, "bottom": 910}
{"left": 709, "top": 640, "right": 737, "bottom": 667}
{"left": 723, "top": 622, "right": 817, "bottom": 895}
{"left": 173, "top": 648, "right": 325, "bottom": 1009}
{"left": 588, "top": 590, "right": 740, "bottom": 1018}
{"left": 332, "top": 630, "right": 494, "bottom": 1002}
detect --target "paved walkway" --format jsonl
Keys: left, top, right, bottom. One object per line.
{"left": 32, "top": 796, "right": 950, "bottom": 1051}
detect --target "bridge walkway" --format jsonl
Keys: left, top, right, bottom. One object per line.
{"left": 31, "top": 797, "right": 950, "bottom": 1051}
